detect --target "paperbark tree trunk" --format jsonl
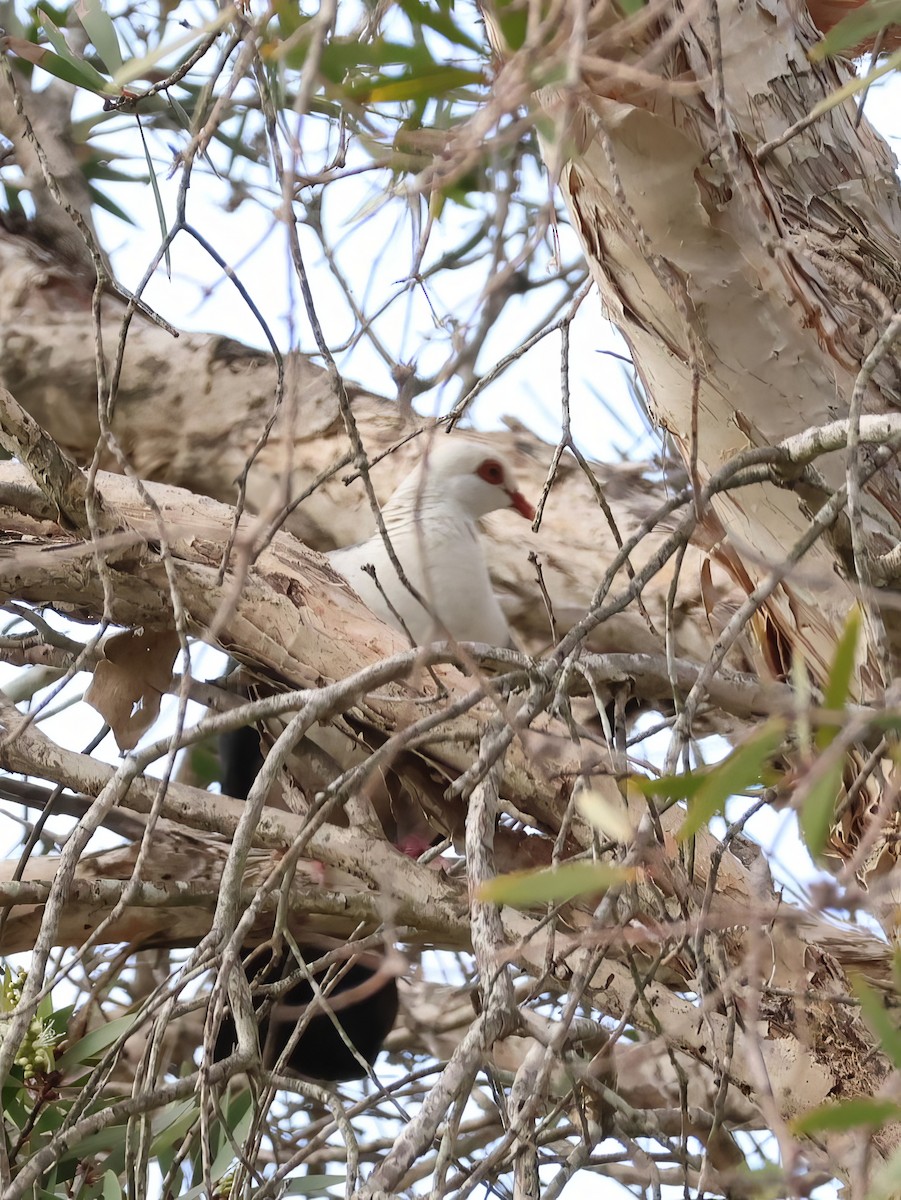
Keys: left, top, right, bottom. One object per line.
{"left": 482, "top": 0, "right": 901, "bottom": 890}
{"left": 486, "top": 0, "right": 901, "bottom": 678}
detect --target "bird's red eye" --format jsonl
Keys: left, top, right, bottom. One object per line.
{"left": 477, "top": 459, "right": 505, "bottom": 486}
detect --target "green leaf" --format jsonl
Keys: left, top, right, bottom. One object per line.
{"left": 57, "top": 1011, "right": 140, "bottom": 1070}
{"left": 37, "top": 8, "right": 112, "bottom": 87}
{"left": 808, "top": 0, "right": 901, "bottom": 60}
{"left": 36, "top": 984, "right": 57, "bottom": 1023}
{"left": 494, "top": 3, "right": 527, "bottom": 52}
{"left": 677, "top": 720, "right": 786, "bottom": 841}
{"left": 149, "top": 1099, "right": 199, "bottom": 1155}
{"left": 154, "top": 1144, "right": 178, "bottom": 1189}
{"left": 75, "top": 0, "right": 123, "bottom": 74}
{"left": 135, "top": 114, "right": 170, "bottom": 277}
{"left": 478, "top": 861, "right": 633, "bottom": 907}
{"left": 35, "top": 1100, "right": 64, "bottom": 1137}
{"left": 282, "top": 1177, "right": 347, "bottom": 1195}
{"left": 817, "top": 606, "right": 861, "bottom": 749}
{"left": 3, "top": 1079, "right": 29, "bottom": 1128}
{"left": 47, "top": 1004, "right": 76, "bottom": 1040}
{"left": 169, "top": 1186, "right": 204, "bottom": 1200}
{"left": 798, "top": 758, "right": 843, "bottom": 860}
{"left": 854, "top": 976, "right": 901, "bottom": 1070}
{"left": 1, "top": 36, "right": 113, "bottom": 94}
{"left": 37, "top": 8, "right": 86, "bottom": 62}
{"left": 83, "top": 160, "right": 139, "bottom": 183}
{"left": 1, "top": 180, "right": 29, "bottom": 218}
{"left": 394, "top": 0, "right": 482, "bottom": 52}
{"left": 35, "top": 2, "right": 69, "bottom": 25}
{"left": 165, "top": 92, "right": 195, "bottom": 137}
{"left": 360, "top": 66, "right": 483, "bottom": 103}
{"left": 633, "top": 770, "right": 707, "bottom": 803}
{"left": 102, "top": 1171, "right": 123, "bottom": 1200}
{"left": 209, "top": 1090, "right": 253, "bottom": 1179}
{"left": 58, "top": 1121, "right": 126, "bottom": 1165}
{"left": 807, "top": 47, "right": 901, "bottom": 119}
{"left": 315, "top": 37, "right": 435, "bottom": 80}
{"left": 88, "top": 185, "right": 137, "bottom": 225}
{"left": 791, "top": 646, "right": 812, "bottom": 756}
{"left": 272, "top": 0, "right": 310, "bottom": 40}
{"left": 190, "top": 739, "right": 222, "bottom": 789}
{"left": 792, "top": 1096, "right": 901, "bottom": 1135}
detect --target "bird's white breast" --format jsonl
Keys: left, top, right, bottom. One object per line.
{"left": 330, "top": 511, "right": 511, "bottom": 646}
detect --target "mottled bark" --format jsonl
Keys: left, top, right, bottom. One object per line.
{"left": 478, "top": 0, "right": 901, "bottom": 926}
{"left": 0, "top": 221, "right": 751, "bottom": 676}
{"left": 504, "top": 0, "right": 901, "bottom": 685}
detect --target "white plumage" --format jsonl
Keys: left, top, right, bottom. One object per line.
{"left": 329, "top": 439, "right": 535, "bottom": 647}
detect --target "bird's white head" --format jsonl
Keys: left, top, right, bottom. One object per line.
{"left": 398, "top": 438, "right": 536, "bottom": 523}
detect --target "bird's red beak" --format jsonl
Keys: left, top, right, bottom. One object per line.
{"left": 508, "top": 490, "right": 535, "bottom": 521}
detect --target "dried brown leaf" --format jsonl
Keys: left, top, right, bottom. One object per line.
{"left": 85, "top": 628, "right": 180, "bottom": 750}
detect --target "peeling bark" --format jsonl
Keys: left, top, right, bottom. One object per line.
{"left": 495, "top": 0, "right": 901, "bottom": 684}
{"left": 479, "top": 0, "right": 901, "bottom": 920}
